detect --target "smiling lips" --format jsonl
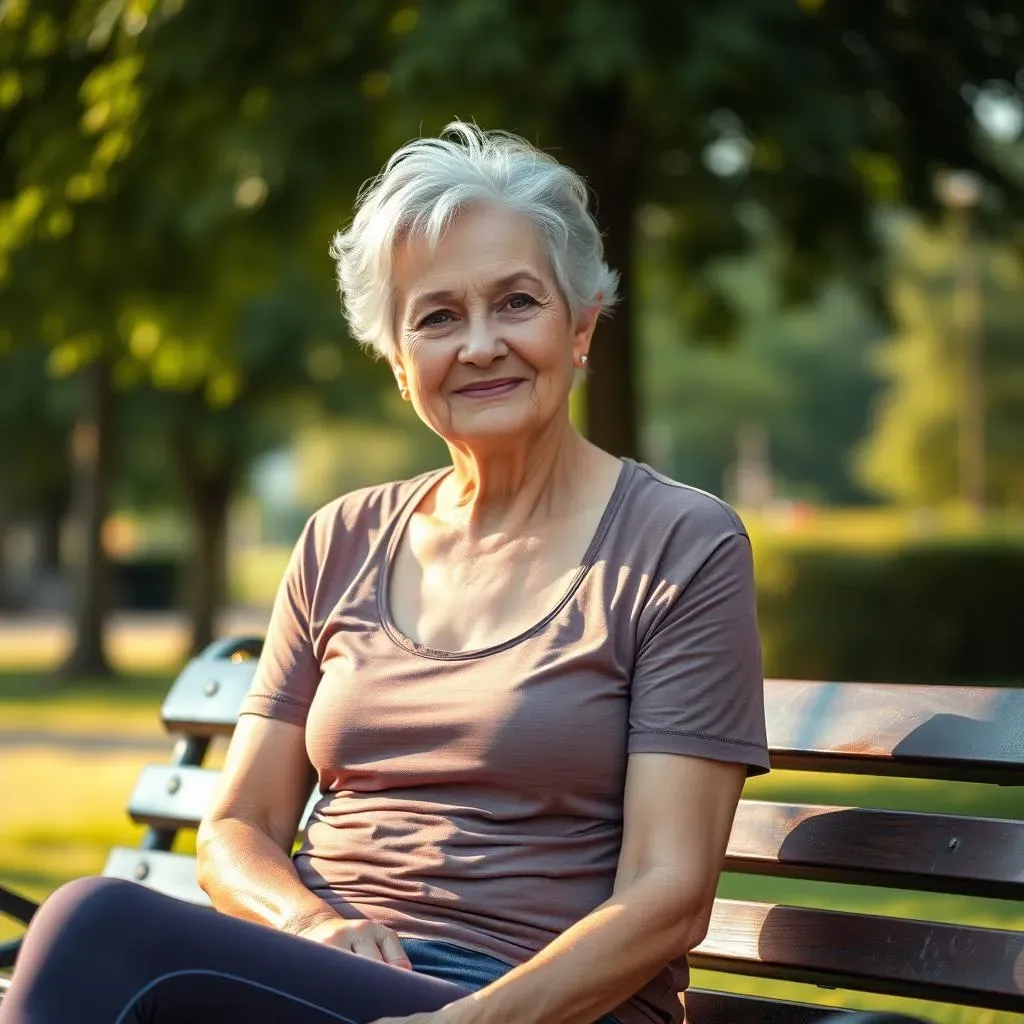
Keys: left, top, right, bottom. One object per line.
{"left": 455, "top": 378, "right": 525, "bottom": 397}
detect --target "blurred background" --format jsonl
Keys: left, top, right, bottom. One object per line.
{"left": 0, "top": 2, "right": 1022, "bottom": 1020}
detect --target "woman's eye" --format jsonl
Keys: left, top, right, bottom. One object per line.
{"left": 419, "top": 310, "right": 453, "bottom": 328}
{"left": 505, "top": 293, "right": 537, "bottom": 311}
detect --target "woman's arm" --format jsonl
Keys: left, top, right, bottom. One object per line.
{"left": 376, "top": 751, "right": 745, "bottom": 1024}
{"left": 196, "top": 714, "right": 327, "bottom": 931}
{"left": 196, "top": 714, "right": 411, "bottom": 967}
{"left": 461, "top": 752, "right": 745, "bottom": 1024}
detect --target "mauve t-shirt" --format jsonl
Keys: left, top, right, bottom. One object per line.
{"left": 240, "top": 458, "right": 769, "bottom": 1024}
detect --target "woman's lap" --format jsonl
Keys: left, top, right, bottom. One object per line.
{"left": 1, "top": 878, "right": 922, "bottom": 1024}
{"left": 0, "top": 877, "right": 466, "bottom": 1023}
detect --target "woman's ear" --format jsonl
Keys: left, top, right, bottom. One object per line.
{"left": 390, "top": 357, "right": 410, "bottom": 401}
{"left": 574, "top": 301, "right": 602, "bottom": 347}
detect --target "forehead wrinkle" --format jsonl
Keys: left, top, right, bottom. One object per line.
{"left": 406, "top": 268, "right": 550, "bottom": 312}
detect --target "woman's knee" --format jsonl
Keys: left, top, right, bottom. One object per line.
{"left": 30, "top": 876, "right": 159, "bottom": 948}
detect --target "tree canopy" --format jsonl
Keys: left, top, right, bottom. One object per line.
{"left": 3, "top": 0, "right": 1022, "bottom": 447}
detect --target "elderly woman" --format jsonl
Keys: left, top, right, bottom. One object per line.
{"left": 4, "top": 123, "right": 907, "bottom": 1024}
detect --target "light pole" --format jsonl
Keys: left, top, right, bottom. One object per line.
{"left": 935, "top": 170, "right": 985, "bottom": 518}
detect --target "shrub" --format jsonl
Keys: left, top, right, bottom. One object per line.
{"left": 755, "top": 539, "right": 1024, "bottom": 683}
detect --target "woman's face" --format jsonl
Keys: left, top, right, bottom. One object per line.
{"left": 391, "top": 205, "right": 596, "bottom": 449}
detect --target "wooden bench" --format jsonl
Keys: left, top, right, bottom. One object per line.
{"left": 3, "top": 635, "right": 1023, "bottom": 1021}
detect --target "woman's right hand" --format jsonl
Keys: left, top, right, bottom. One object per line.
{"left": 291, "top": 912, "right": 413, "bottom": 970}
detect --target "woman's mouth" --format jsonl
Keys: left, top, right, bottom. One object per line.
{"left": 454, "top": 378, "right": 525, "bottom": 397}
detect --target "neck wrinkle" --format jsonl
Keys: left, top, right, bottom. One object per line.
{"left": 439, "top": 418, "right": 593, "bottom": 538}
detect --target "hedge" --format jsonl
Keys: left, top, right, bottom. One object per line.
{"left": 755, "top": 539, "right": 1024, "bottom": 684}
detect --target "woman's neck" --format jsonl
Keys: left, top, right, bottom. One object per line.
{"left": 437, "top": 420, "right": 600, "bottom": 538}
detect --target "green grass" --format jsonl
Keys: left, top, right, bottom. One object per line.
{"left": 0, "top": 671, "right": 174, "bottom": 736}
{"left": 2, "top": 663, "right": 1022, "bottom": 1021}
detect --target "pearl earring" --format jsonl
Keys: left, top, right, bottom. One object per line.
{"left": 577, "top": 353, "right": 589, "bottom": 368}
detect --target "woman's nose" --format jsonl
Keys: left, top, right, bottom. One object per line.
{"left": 459, "top": 317, "right": 506, "bottom": 364}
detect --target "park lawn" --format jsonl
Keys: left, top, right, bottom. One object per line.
{"left": 0, "top": 671, "right": 173, "bottom": 737}
{"left": 2, "top": 670, "right": 1022, "bottom": 1022}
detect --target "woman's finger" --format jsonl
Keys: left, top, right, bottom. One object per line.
{"left": 350, "top": 932, "right": 388, "bottom": 962}
{"left": 376, "top": 928, "right": 412, "bottom": 969}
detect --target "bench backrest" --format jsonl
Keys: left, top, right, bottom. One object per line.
{"left": 105, "top": 637, "right": 1024, "bottom": 1021}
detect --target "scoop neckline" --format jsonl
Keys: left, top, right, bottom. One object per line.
{"left": 377, "top": 458, "right": 635, "bottom": 662}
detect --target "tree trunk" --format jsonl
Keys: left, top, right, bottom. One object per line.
{"left": 59, "top": 359, "right": 115, "bottom": 679}
{"left": 174, "top": 430, "right": 234, "bottom": 657}
{"left": 38, "top": 483, "right": 69, "bottom": 574}
{"left": 0, "top": 502, "right": 10, "bottom": 611}
{"left": 559, "top": 83, "right": 643, "bottom": 459}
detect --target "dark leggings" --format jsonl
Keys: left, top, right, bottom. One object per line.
{"left": 0, "top": 878, "right": 932, "bottom": 1024}
{"left": 0, "top": 877, "right": 468, "bottom": 1023}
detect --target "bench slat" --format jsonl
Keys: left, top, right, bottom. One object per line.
{"left": 684, "top": 990, "right": 853, "bottom": 1023}
{"left": 161, "top": 661, "right": 1024, "bottom": 785}
{"left": 693, "top": 898, "right": 1024, "bottom": 1011}
{"left": 129, "top": 765, "right": 320, "bottom": 835}
{"left": 128, "top": 766, "right": 223, "bottom": 831}
{"left": 102, "top": 848, "right": 210, "bottom": 907}
{"left": 728, "top": 800, "right": 1024, "bottom": 900}
{"left": 764, "top": 679, "right": 1024, "bottom": 784}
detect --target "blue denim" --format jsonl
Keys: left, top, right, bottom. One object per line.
{"left": 402, "top": 938, "right": 621, "bottom": 1023}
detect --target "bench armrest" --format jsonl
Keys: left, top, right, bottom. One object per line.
{"left": 0, "top": 884, "right": 38, "bottom": 926}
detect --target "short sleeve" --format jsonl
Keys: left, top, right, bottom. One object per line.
{"left": 239, "top": 517, "right": 321, "bottom": 727}
{"left": 628, "top": 531, "right": 770, "bottom": 776}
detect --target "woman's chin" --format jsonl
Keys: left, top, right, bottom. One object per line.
{"left": 444, "top": 408, "right": 541, "bottom": 446}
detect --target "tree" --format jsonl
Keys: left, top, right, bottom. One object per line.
{"left": 121, "top": 283, "right": 390, "bottom": 655}
{"left": 856, "top": 214, "right": 1024, "bottom": 508}
{"left": 0, "top": 341, "right": 74, "bottom": 607}
{"left": 0, "top": 1, "right": 387, "bottom": 670}
{"left": 639, "top": 240, "right": 883, "bottom": 504}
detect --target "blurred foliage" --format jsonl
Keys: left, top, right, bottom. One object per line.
{"left": 1, "top": 0, "right": 1023, "bottom": 447}
{"left": 0, "top": 342, "right": 73, "bottom": 519}
{"left": 756, "top": 537, "right": 1024, "bottom": 683}
{"left": 857, "top": 213, "right": 1024, "bottom": 507}
{"left": 640, "top": 241, "right": 884, "bottom": 503}
{"left": 293, "top": 407, "right": 448, "bottom": 512}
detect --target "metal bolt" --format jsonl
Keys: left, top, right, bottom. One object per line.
{"left": 134, "top": 861, "right": 150, "bottom": 881}
{"left": 166, "top": 774, "right": 181, "bottom": 794}
{"left": 204, "top": 680, "right": 220, "bottom": 697}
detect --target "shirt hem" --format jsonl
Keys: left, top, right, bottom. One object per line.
{"left": 238, "top": 692, "right": 309, "bottom": 727}
{"left": 628, "top": 731, "right": 770, "bottom": 776}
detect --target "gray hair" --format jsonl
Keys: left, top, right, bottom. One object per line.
{"left": 329, "top": 121, "right": 620, "bottom": 358}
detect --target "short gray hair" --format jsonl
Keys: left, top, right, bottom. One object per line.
{"left": 329, "top": 121, "right": 620, "bottom": 358}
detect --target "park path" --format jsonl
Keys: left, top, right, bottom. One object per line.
{"left": 0, "top": 729, "right": 174, "bottom": 753}
{"left": 0, "top": 608, "right": 270, "bottom": 668}
{"left": 0, "top": 609, "right": 270, "bottom": 753}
